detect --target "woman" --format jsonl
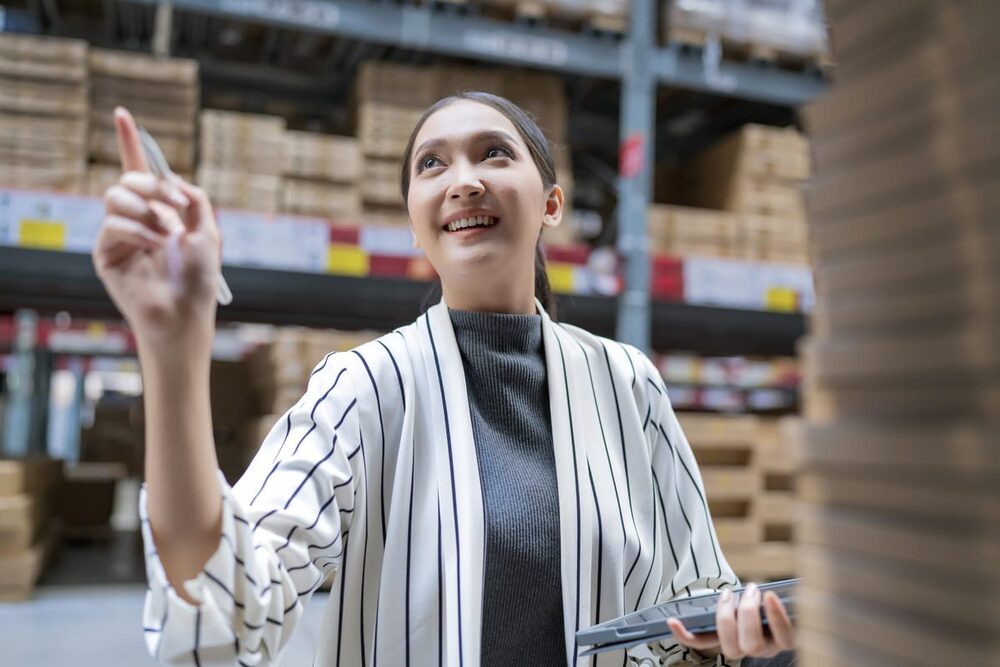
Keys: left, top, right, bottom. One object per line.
{"left": 95, "top": 94, "right": 794, "bottom": 666}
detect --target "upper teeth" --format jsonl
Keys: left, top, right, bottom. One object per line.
{"left": 447, "top": 216, "right": 498, "bottom": 232}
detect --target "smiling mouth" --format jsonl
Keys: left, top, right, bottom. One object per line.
{"left": 443, "top": 215, "right": 500, "bottom": 233}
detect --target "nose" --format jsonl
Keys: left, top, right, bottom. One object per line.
{"left": 446, "top": 160, "right": 484, "bottom": 201}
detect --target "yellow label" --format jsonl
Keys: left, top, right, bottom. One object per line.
{"left": 547, "top": 263, "right": 576, "bottom": 295}
{"left": 19, "top": 219, "right": 66, "bottom": 250}
{"left": 327, "top": 244, "right": 369, "bottom": 276}
{"left": 765, "top": 287, "right": 798, "bottom": 312}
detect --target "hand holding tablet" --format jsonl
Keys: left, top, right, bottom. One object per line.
{"left": 667, "top": 582, "right": 795, "bottom": 660}
{"left": 577, "top": 578, "right": 797, "bottom": 660}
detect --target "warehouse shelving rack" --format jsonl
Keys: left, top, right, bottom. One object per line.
{"left": 1, "top": 0, "right": 825, "bottom": 455}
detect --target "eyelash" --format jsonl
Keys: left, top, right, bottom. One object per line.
{"left": 416, "top": 144, "right": 513, "bottom": 173}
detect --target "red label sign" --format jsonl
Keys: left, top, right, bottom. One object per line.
{"left": 619, "top": 134, "right": 645, "bottom": 179}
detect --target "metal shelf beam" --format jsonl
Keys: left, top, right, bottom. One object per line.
{"left": 120, "top": 0, "right": 827, "bottom": 106}
{"left": 0, "top": 248, "right": 805, "bottom": 356}
{"left": 124, "top": 0, "right": 623, "bottom": 78}
{"left": 652, "top": 45, "right": 827, "bottom": 107}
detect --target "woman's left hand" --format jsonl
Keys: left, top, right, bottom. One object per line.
{"left": 666, "top": 583, "right": 795, "bottom": 660}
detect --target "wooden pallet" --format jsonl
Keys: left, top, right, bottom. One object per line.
{"left": 475, "top": 0, "right": 626, "bottom": 35}
{"left": 667, "top": 25, "right": 828, "bottom": 72}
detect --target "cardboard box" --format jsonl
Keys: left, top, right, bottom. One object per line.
{"left": 89, "top": 49, "right": 198, "bottom": 85}
{"left": 355, "top": 103, "right": 425, "bottom": 160}
{"left": 282, "top": 178, "right": 361, "bottom": 219}
{"left": 58, "top": 462, "right": 127, "bottom": 530}
{"left": 196, "top": 168, "right": 282, "bottom": 213}
{"left": 679, "top": 413, "right": 760, "bottom": 448}
{"left": 0, "top": 458, "right": 63, "bottom": 497}
{"left": 362, "top": 157, "right": 405, "bottom": 206}
{"left": 283, "top": 131, "right": 361, "bottom": 182}
{"left": 354, "top": 61, "right": 440, "bottom": 108}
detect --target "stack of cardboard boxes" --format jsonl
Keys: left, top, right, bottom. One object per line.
{"left": 86, "top": 49, "right": 199, "bottom": 195}
{"left": 798, "top": 3, "right": 999, "bottom": 665}
{"left": 198, "top": 109, "right": 286, "bottom": 213}
{"left": 0, "top": 458, "right": 62, "bottom": 601}
{"left": 652, "top": 124, "right": 811, "bottom": 264}
{"left": 0, "top": 33, "right": 89, "bottom": 193}
{"left": 282, "top": 131, "right": 363, "bottom": 220}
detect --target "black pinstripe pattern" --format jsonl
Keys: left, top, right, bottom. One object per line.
{"left": 552, "top": 329, "right": 583, "bottom": 667}
{"left": 658, "top": 417, "right": 724, "bottom": 579}
{"left": 601, "top": 343, "right": 643, "bottom": 597}
{"left": 425, "top": 311, "right": 466, "bottom": 666}
{"left": 586, "top": 464, "right": 604, "bottom": 667}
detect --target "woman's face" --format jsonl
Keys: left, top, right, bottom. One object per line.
{"left": 406, "top": 100, "right": 562, "bottom": 306}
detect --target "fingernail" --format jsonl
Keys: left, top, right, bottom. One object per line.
{"left": 747, "top": 583, "right": 759, "bottom": 599}
{"left": 720, "top": 589, "right": 732, "bottom": 604}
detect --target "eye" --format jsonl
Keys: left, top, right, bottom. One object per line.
{"left": 417, "top": 155, "right": 441, "bottom": 172}
{"left": 485, "top": 144, "right": 513, "bottom": 160}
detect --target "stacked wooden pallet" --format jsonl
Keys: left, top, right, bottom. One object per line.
{"left": 198, "top": 110, "right": 286, "bottom": 213}
{"left": 282, "top": 131, "right": 362, "bottom": 220}
{"left": 797, "top": 3, "right": 1000, "bottom": 665}
{"left": 679, "top": 413, "right": 797, "bottom": 582}
{"left": 0, "top": 458, "right": 62, "bottom": 601}
{"left": 87, "top": 49, "right": 198, "bottom": 193}
{"left": 0, "top": 34, "right": 89, "bottom": 192}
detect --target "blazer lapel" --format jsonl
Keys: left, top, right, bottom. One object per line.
{"left": 417, "top": 300, "right": 486, "bottom": 666}
{"left": 539, "top": 300, "right": 595, "bottom": 666}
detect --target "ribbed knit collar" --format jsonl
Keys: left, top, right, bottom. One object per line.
{"left": 448, "top": 308, "right": 543, "bottom": 356}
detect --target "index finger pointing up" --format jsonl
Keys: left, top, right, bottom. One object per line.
{"left": 114, "top": 107, "right": 150, "bottom": 173}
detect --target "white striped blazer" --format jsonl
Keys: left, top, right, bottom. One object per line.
{"left": 139, "top": 298, "right": 739, "bottom": 666}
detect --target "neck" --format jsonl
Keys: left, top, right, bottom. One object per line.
{"left": 442, "top": 275, "right": 537, "bottom": 315}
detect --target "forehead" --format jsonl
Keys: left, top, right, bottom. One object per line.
{"left": 413, "top": 99, "right": 525, "bottom": 150}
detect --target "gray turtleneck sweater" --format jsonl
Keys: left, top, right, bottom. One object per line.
{"left": 448, "top": 308, "right": 567, "bottom": 667}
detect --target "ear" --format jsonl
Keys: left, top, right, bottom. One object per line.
{"left": 542, "top": 184, "right": 564, "bottom": 229}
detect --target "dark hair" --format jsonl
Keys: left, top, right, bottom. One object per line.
{"left": 399, "top": 91, "right": 558, "bottom": 318}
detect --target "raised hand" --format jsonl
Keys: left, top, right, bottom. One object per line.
{"left": 93, "top": 107, "right": 221, "bottom": 348}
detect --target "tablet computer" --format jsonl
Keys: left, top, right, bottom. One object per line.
{"left": 576, "top": 579, "right": 797, "bottom": 658}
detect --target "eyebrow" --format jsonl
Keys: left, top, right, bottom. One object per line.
{"left": 413, "top": 129, "right": 520, "bottom": 158}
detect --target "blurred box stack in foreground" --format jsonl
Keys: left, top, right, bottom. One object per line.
{"left": 0, "top": 458, "right": 63, "bottom": 601}
{"left": 797, "top": 2, "right": 999, "bottom": 665}
{"left": 0, "top": 34, "right": 89, "bottom": 193}
{"left": 198, "top": 110, "right": 286, "bottom": 213}
{"left": 86, "top": 49, "right": 199, "bottom": 195}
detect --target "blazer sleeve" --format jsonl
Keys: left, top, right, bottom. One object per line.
{"left": 139, "top": 352, "right": 362, "bottom": 666}
{"left": 627, "top": 351, "right": 744, "bottom": 667}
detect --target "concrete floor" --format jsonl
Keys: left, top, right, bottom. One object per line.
{"left": 0, "top": 532, "right": 328, "bottom": 666}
